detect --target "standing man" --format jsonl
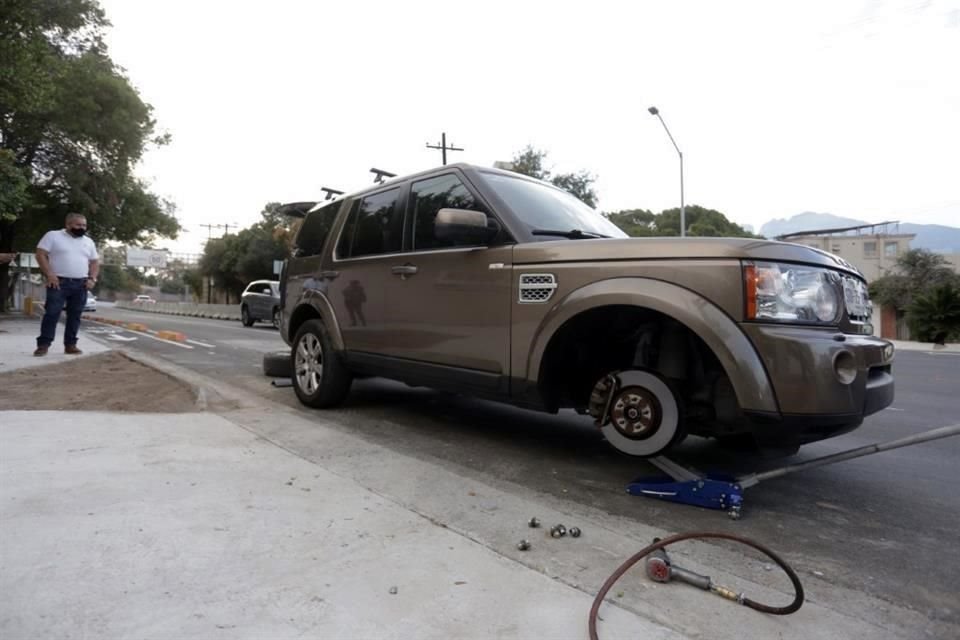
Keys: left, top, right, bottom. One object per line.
{"left": 34, "top": 213, "right": 99, "bottom": 356}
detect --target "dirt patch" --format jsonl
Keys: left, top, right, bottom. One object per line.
{"left": 0, "top": 351, "right": 197, "bottom": 412}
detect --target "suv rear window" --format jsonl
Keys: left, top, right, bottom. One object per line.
{"left": 295, "top": 201, "right": 342, "bottom": 257}
{"left": 336, "top": 188, "right": 402, "bottom": 259}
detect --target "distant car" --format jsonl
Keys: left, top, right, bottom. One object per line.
{"left": 241, "top": 280, "right": 281, "bottom": 328}
{"left": 83, "top": 293, "right": 97, "bottom": 312}
{"left": 133, "top": 295, "right": 156, "bottom": 304}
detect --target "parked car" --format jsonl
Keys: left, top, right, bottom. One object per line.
{"left": 241, "top": 280, "right": 281, "bottom": 328}
{"left": 132, "top": 295, "right": 156, "bottom": 304}
{"left": 279, "top": 163, "right": 894, "bottom": 458}
{"left": 83, "top": 293, "right": 97, "bottom": 312}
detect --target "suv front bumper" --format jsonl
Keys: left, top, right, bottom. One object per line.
{"left": 739, "top": 325, "right": 895, "bottom": 445}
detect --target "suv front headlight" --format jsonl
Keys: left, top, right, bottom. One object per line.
{"left": 744, "top": 261, "right": 842, "bottom": 324}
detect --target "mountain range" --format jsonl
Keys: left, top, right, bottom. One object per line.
{"left": 759, "top": 212, "right": 960, "bottom": 253}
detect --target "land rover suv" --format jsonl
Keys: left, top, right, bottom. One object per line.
{"left": 279, "top": 163, "right": 894, "bottom": 457}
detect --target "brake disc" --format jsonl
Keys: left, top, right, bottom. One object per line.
{"left": 590, "top": 370, "right": 681, "bottom": 457}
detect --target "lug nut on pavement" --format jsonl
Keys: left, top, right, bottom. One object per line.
{"left": 517, "top": 539, "right": 531, "bottom": 551}
{"left": 569, "top": 526, "right": 581, "bottom": 538}
{"left": 550, "top": 524, "right": 567, "bottom": 538}
{"left": 528, "top": 517, "right": 541, "bottom": 528}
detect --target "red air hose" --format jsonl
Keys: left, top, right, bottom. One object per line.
{"left": 589, "top": 532, "right": 804, "bottom": 640}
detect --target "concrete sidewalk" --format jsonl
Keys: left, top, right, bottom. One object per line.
{"left": 0, "top": 314, "right": 938, "bottom": 639}
{"left": 0, "top": 313, "right": 110, "bottom": 371}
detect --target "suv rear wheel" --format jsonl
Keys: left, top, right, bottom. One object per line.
{"left": 292, "top": 319, "right": 352, "bottom": 408}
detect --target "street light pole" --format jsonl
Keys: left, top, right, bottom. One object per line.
{"left": 648, "top": 106, "right": 685, "bottom": 238}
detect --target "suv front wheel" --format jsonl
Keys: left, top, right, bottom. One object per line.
{"left": 292, "top": 319, "right": 352, "bottom": 408}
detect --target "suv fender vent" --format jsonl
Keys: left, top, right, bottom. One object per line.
{"left": 519, "top": 273, "right": 558, "bottom": 303}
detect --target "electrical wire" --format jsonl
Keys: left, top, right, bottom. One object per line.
{"left": 588, "top": 531, "right": 804, "bottom": 640}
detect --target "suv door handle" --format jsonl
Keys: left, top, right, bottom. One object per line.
{"left": 391, "top": 264, "right": 418, "bottom": 278}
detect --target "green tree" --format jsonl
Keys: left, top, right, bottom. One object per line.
{"left": 199, "top": 235, "right": 244, "bottom": 300}
{"left": 95, "top": 264, "right": 143, "bottom": 295}
{"left": 509, "top": 146, "right": 598, "bottom": 207}
{"left": 869, "top": 249, "right": 958, "bottom": 310}
{"left": 605, "top": 205, "right": 757, "bottom": 238}
{"left": 199, "top": 203, "right": 294, "bottom": 301}
{"left": 907, "top": 283, "right": 960, "bottom": 344}
{"left": 0, "top": 0, "right": 179, "bottom": 310}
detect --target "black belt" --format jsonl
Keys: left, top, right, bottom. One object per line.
{"left": 57, "top": 277, "right": 89, "bottom": 282}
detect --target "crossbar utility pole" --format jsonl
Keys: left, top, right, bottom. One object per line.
{"left": 426, "top": 132, "right": 464, "bottom": 165}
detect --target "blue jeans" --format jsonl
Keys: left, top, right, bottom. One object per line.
{"left": 38, "top": 278, "right": 88, "bottom": 347}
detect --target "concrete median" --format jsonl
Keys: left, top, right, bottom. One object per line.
{"left": 116, "top": 301, "right": 241, "bottom": 322}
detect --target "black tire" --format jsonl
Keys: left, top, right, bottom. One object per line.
{"left": 241, "top": 305, "right": 255, "bottom": 327}
{"left": 272, "top": 307, "right": 281, "bottom": 329}
{"left": 262, "top": 350, "right": 292, "bottom": 378}
{"left": 291, "top": 319, "right": 352, "bottom": 408}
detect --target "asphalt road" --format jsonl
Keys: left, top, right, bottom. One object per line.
{"left": 83, "top": 304, "right": 960, "bottom": 628}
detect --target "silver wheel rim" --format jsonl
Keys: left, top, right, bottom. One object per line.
{"left": 295, "top": 333, "right": 324, "bottom": 395}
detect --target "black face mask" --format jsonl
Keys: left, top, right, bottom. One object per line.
{"left": 69, "top": 227, "right": 87, "bottom": 238}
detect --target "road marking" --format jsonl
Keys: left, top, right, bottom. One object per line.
{"left": 887, "top": 407, "right": 905, "bottom": 412}
{"left": 186, "top": 339, "right": 216, "bottom": 348}
{"left": 106, "top": 335, "right": 138, "bottom": 342}
{"left": 84, "top": 318, "right": 194, "bottom": 349}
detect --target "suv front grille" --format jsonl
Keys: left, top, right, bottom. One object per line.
{"left": 519, "top": 273, "right": 558, "bottom": 303}
{"left": 842, "top": 276, "right": 872, "bottom": 324}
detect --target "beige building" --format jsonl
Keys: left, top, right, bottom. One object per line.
{"left": 777, "top": 221, "right": 916, "bottom": 283}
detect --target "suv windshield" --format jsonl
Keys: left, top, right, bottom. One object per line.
{"left": 481, "top": 172, "right": 626, "bottom": 239}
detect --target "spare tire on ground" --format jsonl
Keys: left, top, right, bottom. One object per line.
{"left": 262, "top": 350, "right": 292, "bottom": 378}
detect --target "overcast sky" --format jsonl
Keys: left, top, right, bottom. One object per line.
{"left": 100, "top": 0, "right": 960, "bottom": 254}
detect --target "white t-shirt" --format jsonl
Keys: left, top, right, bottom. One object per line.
{"left": 37, "top": 230, "right": 99, "bottom": 278}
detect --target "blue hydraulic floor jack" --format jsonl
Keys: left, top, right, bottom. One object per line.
{"left": 627, "top": 423, "right": 960, "bottom": 519}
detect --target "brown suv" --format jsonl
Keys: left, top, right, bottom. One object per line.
{"left": 280, "top": 164, "right": 894, "bottom": 457}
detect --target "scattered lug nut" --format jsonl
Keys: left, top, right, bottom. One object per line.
{"left": 569, "top": 527, "right": 582, "bottom": 538}
{"left": 517, "top": 539, "right": 531, "bottom": 551}
{"left": 528, "top": 517, "right": 541, "bottom": 528}
{"left": 550, "top": 524, "right": 567, "bottom": 538}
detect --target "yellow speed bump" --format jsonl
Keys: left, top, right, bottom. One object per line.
{"left": 157, "top": 330, "right": 187, "bottom": 342}
{"left": 126, "top": 322, "right": 149, "bottom": 332}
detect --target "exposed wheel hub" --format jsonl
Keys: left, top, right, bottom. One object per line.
{"left": 589, "top": 370, "right": 683, "bottom": 458}
{"left": 611, "top": 387, "right": 662, "bottom": 439}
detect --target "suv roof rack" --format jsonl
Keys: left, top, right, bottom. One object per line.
{"left": 321, "top": 187, "right": 344, "bottom": 201}
{"left": 370, "top": 167, "right": 396, "bottom": 184}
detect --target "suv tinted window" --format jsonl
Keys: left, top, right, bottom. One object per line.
{"left": 337, "top": 188, "right": 402, "bottom": 259}
{"left": 410, "top": 174, "right": 483, "bottom": 250}
{"left": 295, "top": 201, "right": 341, "bottom": 257}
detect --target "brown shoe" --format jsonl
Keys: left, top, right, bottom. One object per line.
{"left": 64, "top": 345, "right": 82, "bottom": 355}
{"left": 34, "top": 346, "right": 49, "bottom": 356}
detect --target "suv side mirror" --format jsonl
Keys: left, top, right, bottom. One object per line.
{"left": 435, "top": 208, "right": 498, "bottom": 244}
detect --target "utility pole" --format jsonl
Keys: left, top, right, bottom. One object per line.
{"left": 199, "top": 224, "right": 217, "bottom": 303}
{"left": 218, "top": 223, "right": 238, "bottom": 235}
{"left": 426, "top": 132, "right": 464, "bottom": 165}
